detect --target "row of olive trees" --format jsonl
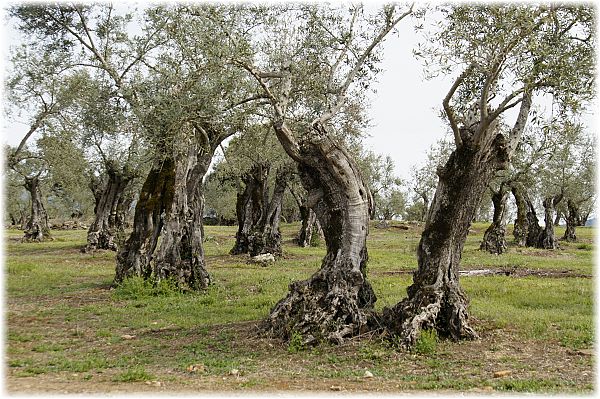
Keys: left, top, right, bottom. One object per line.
{"left": 5, "top": 3, "right": 595, "bottom": 348}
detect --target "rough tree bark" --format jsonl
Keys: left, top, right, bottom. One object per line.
{"left": 563, "top": 199, "right": 579, "bottom": 241}
{"left": 537, "top": 193, "right": 563, "bottom": 249}
{"left": 22, "top": 176, "right": 52, "bottom": 242}
{"left": 480, "top": 183, "right": 510, "bottom": 254}
{"left": 248, "top": 165, "right": 293, "bottom": 256}
{"left": 114, "top": 157, "right": 176, "bottom": 284}
{"left": 230, "top": 163, "right": 293, "bottom": 256}
{"left": 83, "top": 163, "right": 135, "bottom": 252}
{"left": 298, "top": 205, "right": 319, "bottom": 247}
{"left": 511, "top": 182, "right": 542, "bottom": 247}
{"left": 290, "top": 186, "right": 323, "bottom": 248}
{"left": 383, "top": 134, "right": 509, "bottom": 346}
{"left": 265, "top": 122, "right": 377, "bottom": 344}
{"left": 152, "top": 143, "right": 213, "bottom": 290}
{"left": 563, "top": 198, "right": 590, "bottom": 242}
{"left": 230, "top": 163, "right": 270, "bottom": 255}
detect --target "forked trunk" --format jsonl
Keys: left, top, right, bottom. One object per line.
{"left": 231, "top": 163, "right": 292, "bottom": 257}
{"left": 480, "top": 185, "right": 509, "bottom": 254}
{"left": 23, "top": 176, "right": 52, "bottom": 242}
{"left": 83, "top": 165, "right": 134, "bottom": 252}
{"left": 152, "top": 144, "right": 213, "bottom": 290}
{"left": 383, "top": 134, "right": 509, "bottom": 347}
{"left": 265, "top": 122, "right": 376, "bottom": 344}
{"left": 114, "top": 158, "right": 176, "bottom": 284}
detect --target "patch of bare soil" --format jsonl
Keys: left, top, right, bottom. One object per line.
{"left": 376, "top": 268, "right": 591, "bottom": 278}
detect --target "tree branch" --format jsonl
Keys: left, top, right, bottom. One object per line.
{"left": 443, "top": 65, "right": 472, "bottom": 148}
{"left": 507, "top": 90, "right": 533, "bottom": 156}
{"left": 314, "top": 3, "right": 413, "bottom": 126}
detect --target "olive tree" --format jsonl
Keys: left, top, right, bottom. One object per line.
{"left": 382, "top": 4, "right": 595, "bottom": 347}
{"left": 219, "top": 3, "right": 415, "bottom": 343}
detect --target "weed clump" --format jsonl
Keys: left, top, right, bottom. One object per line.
{"left": 288, "top": 330, "right": 305, "bottom": 353}
{"left": 413, "top": 329, "right": 438, "bottom": 355}
{"left": 112, "top": 276, "right": 183, "bottom": 300}
{"left": 113, "top": 366, "right": 155, "bottom": 382}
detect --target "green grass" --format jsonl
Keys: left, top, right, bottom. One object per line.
{"left": 4, "top": 222, "right": 594, "bottom": 393}
{"left": 113, "top": 366, "right": 155, "bottom": 382}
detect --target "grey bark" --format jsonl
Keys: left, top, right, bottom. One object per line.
{"left": 231, "top": 163, "right": 293, "bottom": 257}
{"left": 230, "top": 163, "right": 270, "bottom": 255}
{"left": 383, "top": 134, "right": 510, "bottom": 347}
{"left": 115, "top": 157, "right": 176, "bottom": 284}
{"left": 537, "top": 193, "right": 563, "bottom": 249}
{"left": 152, "top": 143, "right": 213, "bottom": 290}
{"left": 265, "top": 122, "right": 376, "bottom": 344}
{"left": 511, "top": 182, "right": 542, "bottom": 247}
{"left": 83, "top": 163, "right": 135, "bottom": 252}
{"left": 480, "top": 183, "right": 509, "bottom": 254}
{"left": 23, "top": 176, "right": 52, "bottom": 242}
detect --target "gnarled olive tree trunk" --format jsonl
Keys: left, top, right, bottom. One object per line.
{"left": 383, "top": 134, "right": 510, "bottom": 347}
{"left": 23, "top": 176, "right": 52, "bottom": 242}
{"left": 297, "top": 205, "right": 320, "bottom": 247}
{"left": 230, "top": 163, "right": 270, "bottom": 255}
{"left": 231, "top": 163, "right": 293, "bottom": 257}
{"left": 480, "top": 183, "right": 509, "bottom": 254}
{"left": 265, "top": 122, "right": 376, "bottom": 344}
{"left": 152, "top": 144, "right": 213, "bottom": 290}
{"left": 83, "top": 164, "right": 135, "bottom": 252}
{"left": 537, "top": 193, "right": 562, "bottom": 249}
{"left": 563, "top": 199, "right": 583, "bottom": 242}
{"left": 114, "top": 157, "right": 176, "bottom": 284}
{"left": 511, "top": 182, "right": 542, "bottom": 247}
{"left": 248, "top": 165, "right": 293, "bottom": 256}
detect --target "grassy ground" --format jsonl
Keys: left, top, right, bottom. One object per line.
{"left": 4, "top": 221, "right": 595, "bottom": 393}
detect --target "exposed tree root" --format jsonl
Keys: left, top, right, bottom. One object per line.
{"left": 264, "top": 252, "right": 377, "bottom": 345}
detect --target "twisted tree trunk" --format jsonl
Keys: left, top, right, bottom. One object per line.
{"left": 230, "top": 163, "right": 270, "bottom": 255}
{"left": 537, "top": 193, "right": 562, "bottom": 249}
{"left": 563, "top": 198, "right": 590, "bottom": 241}
{"left": 511, "top": 182, "right": 542, "bottom": 247}
{"left": 265, "top": 122, "right": 376, "bottom": 344}
{"left": 83, "top": 164, "right": 135, "bottom": 252}
{"left": 23, "top": 176, "right": 52, "bottom": 242}
{"left": 114, "top": 158, "right": 176, "bottom": 284}
{"left": 298, "top": 205, "right": 318, "bottom": 247}
{"left": 152, "top": 144, "right": 213, "bottom": 290}
{"left": 383, "top": 134, "right": 509, "bottom": 347}
{"left": 248, "top": 165, "right": 293, "bottom": 256}
{"left": 480, "top": 183, "right": 509, "bottom": 254}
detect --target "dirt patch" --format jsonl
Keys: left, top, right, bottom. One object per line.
{"left": 376, "top": 268, "right": 591, "bottom": 279}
